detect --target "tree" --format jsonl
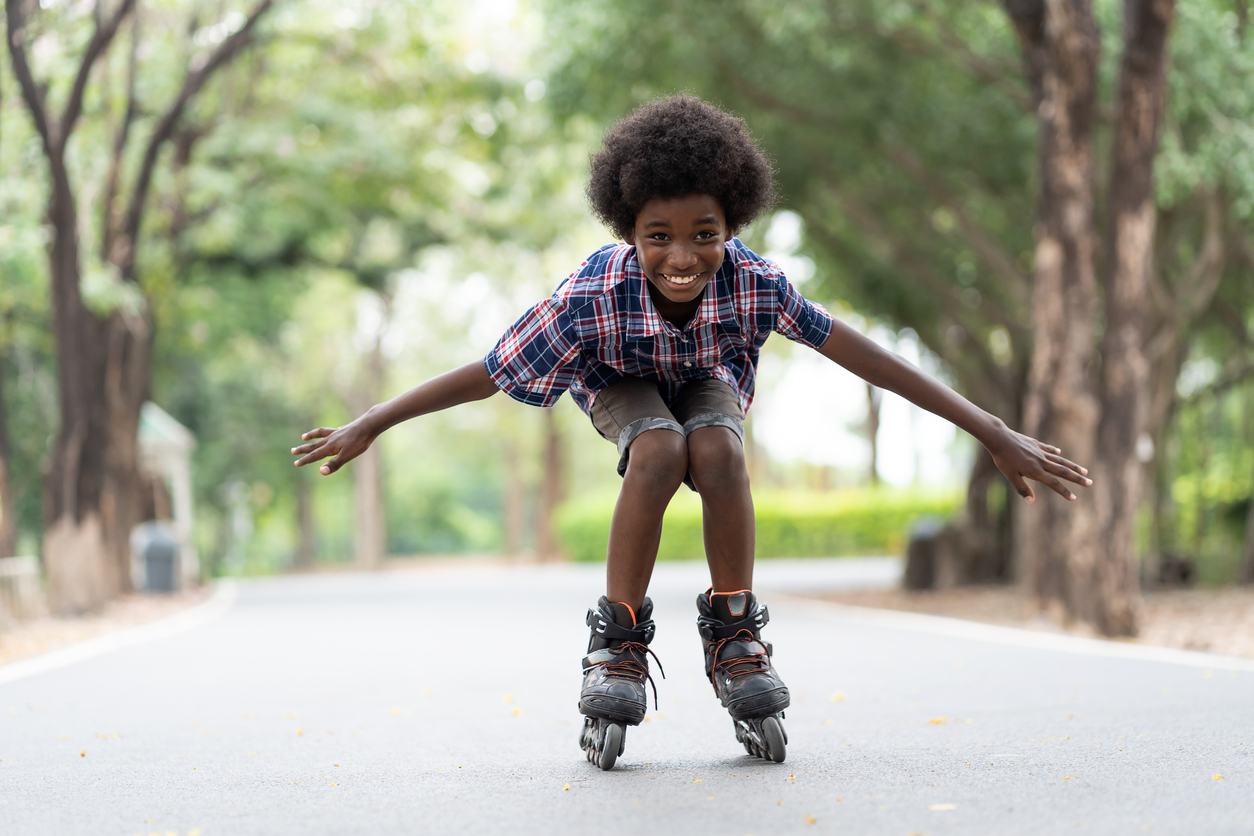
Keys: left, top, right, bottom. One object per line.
{"left": 544, "top": 0, "right": 1251, "bottom": 629}
{"left": 5, "top": 0, "right": 274, "bottom": 612}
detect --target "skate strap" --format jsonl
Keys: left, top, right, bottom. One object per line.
{"left": 696, "top": 604, "right": 769, "bottom": 642}
{"left": 586, "top": 608, "right": 656, "bottom": 644}
{"left": 711, "top": 633, "right": 772, "bottom": 681}
{"left": 582, "top": 642, "right": 666, "bottom": 710}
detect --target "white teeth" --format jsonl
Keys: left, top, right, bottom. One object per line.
{"left": 663, "top": 274, "right": 698, "bottom": 285}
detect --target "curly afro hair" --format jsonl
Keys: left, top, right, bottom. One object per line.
{"left": 588, "top": 95, "right": 776, "bottom": 240}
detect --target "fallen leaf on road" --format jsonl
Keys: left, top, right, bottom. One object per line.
{"left": 295, "top": 729, "right": 303, "bottom": 736}
{"left": 1214, "top": 775, "right": 1224, "bottom": 780}
{"left": 930, "top": 717, "right": 948, "bottom": 725}
{"left": 830, "top": 692, "right": 845, "bottom": 702}
{"left": 804, "top": 815, "right": 816, "bottom": 824}
{"left": 79, "top": 751, "right": 85, "bottom": 757}
{"left": 693, "top": 778, "right": 703, "bottom": 783}
{"left": 512, "top": 708, "right": 522, "bottom": 716}
{"left": 929, "top": 803, "right": 957, "bottom": 811}
{"left": 1062, "top": 776, "right": 1076, "bottom": 780}
{"left": 563, "top": 783, "right": 569, "bottom": 791}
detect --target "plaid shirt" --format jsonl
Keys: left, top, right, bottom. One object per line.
{"left": 484, "top": 238, "right": 834, "bottom": 416}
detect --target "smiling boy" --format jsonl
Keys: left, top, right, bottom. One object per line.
{"left": 291, "top": 96, "right": 1091, "bottom": 770}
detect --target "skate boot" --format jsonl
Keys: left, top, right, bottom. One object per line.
{"left": 696, "top": 589, "right": 790, "bottom": 763}
{"left": 577, "top": 596, "right": 664, "bottom": 770}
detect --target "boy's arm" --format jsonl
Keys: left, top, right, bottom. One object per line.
{"left": 291, "top": 360, "right": 499, "bottom": 475}
{"left": 815, "top": 319, "right": 1091, "bottom": 502}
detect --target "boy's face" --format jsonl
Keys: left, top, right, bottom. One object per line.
{"left": 625, "top": 194, "right": 731, "bottom": 308}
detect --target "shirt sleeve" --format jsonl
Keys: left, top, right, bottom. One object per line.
{"left": 772, "top": 275, "right": 834, "bottom": 349}
{"left": 484, "top": 295, "right": 584, "bottom": 408}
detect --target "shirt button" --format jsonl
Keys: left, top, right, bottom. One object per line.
{"left": 683, "top": 361, "right": 692, "bottom": 368}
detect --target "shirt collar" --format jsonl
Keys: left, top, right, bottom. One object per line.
{"left": 625, "top": 242, "right": 741, "bottom": 337}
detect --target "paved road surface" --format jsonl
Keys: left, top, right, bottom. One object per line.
{"left": 2, "top": 558, "right": 1251, "bottom": 835}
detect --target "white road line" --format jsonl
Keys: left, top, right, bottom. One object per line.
{"left": 0, "top": 581, "right": 239, "bottom": 686}
{"left": 776, "top": 592, "right": 1254, "bottom": 672}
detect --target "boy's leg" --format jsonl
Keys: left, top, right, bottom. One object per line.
{"left": 590, "top": 378, "right": 688, "bottom": 611}
{"left": 671, "top": 380, "right": 753, "bottom": 589}
{"left": 607, "top": 429, "right": 687, "bottom": 608}
{"left": 687, "top": 427, "right": 753, "bottom": 590}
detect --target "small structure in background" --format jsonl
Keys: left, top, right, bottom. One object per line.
{"left": 136, "top": 403, "right": 198, "bottom": 590}
{"left": 0, "top": 556, "right": 47, "bottom": 625}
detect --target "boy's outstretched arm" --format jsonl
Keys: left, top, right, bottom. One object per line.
{"left": 291, "top": 360, "right": 499, "bottom": 476}
{"left": 816, "top": 320, "right": 1091, "bottom": 503}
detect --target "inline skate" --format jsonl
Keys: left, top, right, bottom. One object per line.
{"left": 578, "top": 596, "right": 663, "bottom": 770}
{"left": 696, "top": 589, "right": 789, "bottom": 763}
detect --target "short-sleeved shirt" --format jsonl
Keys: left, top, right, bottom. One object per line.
{"left": 483, "top": 238, "right": 834, "bottom": 417}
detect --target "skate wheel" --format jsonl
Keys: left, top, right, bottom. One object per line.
{"left": 761, "top": 715, "right": 786, "bottom": 763}
{"left": 598, "top": 722, "right": 623, "bottom": 770}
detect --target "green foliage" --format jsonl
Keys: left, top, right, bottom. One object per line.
{"left": 556, "top": 488, "right": 961, "bottom": 563}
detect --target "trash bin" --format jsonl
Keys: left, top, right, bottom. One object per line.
{"left": 143, "top": 529, "right": 179, "bottom": 592}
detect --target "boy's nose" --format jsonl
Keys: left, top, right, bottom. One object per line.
{"left": 669, "top": 249, "right": 698, "bottom": 270}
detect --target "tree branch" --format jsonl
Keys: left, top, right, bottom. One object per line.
{"left": 895, "top": 0, "right": 1034, "bottom": 109}
{"left": 102, "top": 8, "right": 140, "bottom": 263}
{"left": 116, "top": 0, "right": 275, "bottom": 279}
{"left": 1144, "top": 190, "right": 1224, "bottom": 362}
{"left": 58, "top": 0, "right": 136, "bottom": 159}
{"left": 5, "top": 0, "right": 56, "bottom": 157}
{"left": 882, "top": 138, "right": 1032, "bottom": 308}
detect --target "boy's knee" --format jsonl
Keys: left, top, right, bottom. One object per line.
{"left": 624, "top": 429, "right": 689, "bottom": 488}
{"left": 687, "top": 426, "right": 747, "bottom": 491}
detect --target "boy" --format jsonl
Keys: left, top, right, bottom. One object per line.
{"left": 291, "top": 96, "right": 1091, "bottom": 769}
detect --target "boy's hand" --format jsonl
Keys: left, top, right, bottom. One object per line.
{"left": 985, "top": 425, "right": 1092, "bottom": 503}
{"left": 291, "top": 418, "right": 376, "bottom": 475}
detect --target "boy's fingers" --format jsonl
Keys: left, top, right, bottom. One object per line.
{"left": 1044, "top": 476, "right": 1076, "bottom": 500}
{"left": 301, "top": 427, "right": 335, "bottom": 441}
{"left": 1044, "top": 461, "right": 1092, "bottom": 486}
{"left": 320, "top": 457, "right": 342, "bottom": 475}
{"left": 294, "top": 443, "right": 332, "bottom": 467}
{"left": 1045, "top": 451, "right": 1087, "bottom": 475}
{"left": 291, "top": 440, "right": 323, "bottom": 456}
{"left": 1011, "top": 473, "right": 1034, "bottom": 503}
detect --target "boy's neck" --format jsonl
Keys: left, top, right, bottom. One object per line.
{"left": 646, "top": 280, "right": 703, "bottom": 330}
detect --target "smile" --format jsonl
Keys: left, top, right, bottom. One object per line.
{"left": 661, "top": 273, "right": 701, "bottom": 286}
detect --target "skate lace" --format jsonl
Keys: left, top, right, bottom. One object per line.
{"left": 710, "top": 630, "right": 771, "bottom": 681}
{"left": 595, "top": 641, "right": 666, "bottom": 710}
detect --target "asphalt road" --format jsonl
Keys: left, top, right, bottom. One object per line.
{"left": 2, "top": 557, "right": 1251, "bottom": 835}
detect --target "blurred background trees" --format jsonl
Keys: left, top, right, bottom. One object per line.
{"left": 2, "top": 0, "right": 1253, "bottom": 635}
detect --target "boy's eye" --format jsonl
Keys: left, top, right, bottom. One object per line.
{"left": 648, "top": 233, "right": 670, "bottom": 241}
{"left": 695, "top": 231, "right": 716, "bottom": 240}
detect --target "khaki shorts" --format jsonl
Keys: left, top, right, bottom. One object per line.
{"left": 589, "top": 377, "right": 745, "bottom": 491}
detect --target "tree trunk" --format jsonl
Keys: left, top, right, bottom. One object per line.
{"left": 865, "top": 382, "right": 881, "bottom": 486}
{"left": 1005, "top": 0, "right": 1103, "bottom": 620}
{"left": 536, "top": 407, "right": 566, "bottom": 561}
{"left": 351, "top": 297, "right": 388, "bottom": 569}
{"left": 0, "top": 360, "right": 17, "bottom": 558}
{"left": 40, "top": 161, "right": 151, "bottom": 613}
{"left": 1083, "top": 0, "right": 1176, "bottom": 635}
{"left": 1241, "top": 480, "right": 1254, "bottom": 584}
{"left": 502, "top": 438, "right": 525, "bottom": 558}
{"left": 294, "top": 474, "right": 316, "bottom": 570}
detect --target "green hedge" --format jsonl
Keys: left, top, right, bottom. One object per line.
{"left": 555, "top": 487, "right": 962, "bottom": 563}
